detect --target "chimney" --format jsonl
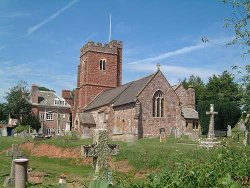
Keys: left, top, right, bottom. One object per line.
{"left": 62, "top": 90, "right": 73, "bottom": 107}
{"left": 31, "top": 84, "right": 39, "bottom": 104}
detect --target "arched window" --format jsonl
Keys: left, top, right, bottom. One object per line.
{"left": 152, "top": 90, "right": 164, "bottom": 117}
{"left": 99, "top": 59, "right": 106, "bottom": 70}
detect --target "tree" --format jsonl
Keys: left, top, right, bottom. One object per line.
{"left": 0, "top": 103, "right": 8, "bottom": 124}
{"left": 5, "top": 81, "right": 32, "bottom": 122}
{"left": 198, "top": 101, "right": 241, "bottom": 134}
{"left": 5, "top": 81, "right": 41, "bottom": 130}
{"left": 205, "top": 71, "right": 242, "bottom": 105}
{"left": 223, "top": 0, "right": 250, "bottom": 55}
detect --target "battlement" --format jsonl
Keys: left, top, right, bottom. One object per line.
{"left": 80, "top": 40, "right": 122, "bottom": 57}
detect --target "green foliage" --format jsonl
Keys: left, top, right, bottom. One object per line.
{"left": 21, "top": 114, "right": 41, "bottom": 131}
{"left": 197, "top": 101, "right": 241, "bottom": 134}
{"left": 4, "top": 80, "right": 41, "bottom": 130}
{"left": 205, "top": 71, "right": 242, "bottom": 105}
{"left": 0, "top": 103, "right": 8, "bottom": 124}
{"left": 15, "top": 124, "right": 29, "bottom": 133}
{"left": 116, "top": 145, "right": 250, "bottom": 188}
{"left": 5, "top": 80, "right": 32, "bottom": 122}
{"left": 223, "top": 0, "right": 250, "bottom": 55}
{"left": 38, "top": 86, "right": 55, "bottom": 92}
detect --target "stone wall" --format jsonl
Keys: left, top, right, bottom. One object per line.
{"left": 137, "top": 71, "right": 184, "bottom": 137}
{"left": 175, "top": 84, "right": 195, "bottom": 109}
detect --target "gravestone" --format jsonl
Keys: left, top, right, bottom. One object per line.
{"left": 243, "top": 131, "right": 250, "bottom": 146}
{"left": 2, "top": 127, "right": 8, "bottom": 136}
{"left": 82, "top": 129, "right": 119, "bottom": 185}
{"left": 206, "top": 104, "right": 218, "bottom": 139}
{"left": 38, "top": 128, "right": 43, "bottom": 134}
{"left": 189, "top": 130, "right": 199, "bottom": 141}
{"left": 174, "top": 128, "right": 181, "bottom": 138}
{"left": 171, "top": 127, "right": 176, "bottom": 136}
{"left": 227, "top": 125, "right": 232, "bottom": 137}
{"left": 3, "top": 144, "right": 23, "bottom": 187}
{"left": 159, "top": 128, "right": 166, "bottom": 142}
{"left": 32, "top": 129, "right": 37, "bottom": 134}
{"left": 199, "top": 104, "right": 220, "bottom": 148}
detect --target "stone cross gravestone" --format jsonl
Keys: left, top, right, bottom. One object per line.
{"left": 206, "top": 104, "right": 218, "bottom": 139}
{"left": 3, "top": 144, "right": 23, "bottom": 187}
{"left": 227, "top": 125, "right": 232, "bottom": 137}
{"left": 82, "top": 129, "right": 119, "bottom": 184}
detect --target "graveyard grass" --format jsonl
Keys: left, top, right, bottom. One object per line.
{"left": 0, "top": 131, "right": 250, "bottom": 187}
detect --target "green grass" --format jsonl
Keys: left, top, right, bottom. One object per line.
{"left": 0, "top": 131, "right": 249, "bottom": 187}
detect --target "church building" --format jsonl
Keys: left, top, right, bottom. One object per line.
{"left": 73, "top": 40, "right": 199, "bottom": 141}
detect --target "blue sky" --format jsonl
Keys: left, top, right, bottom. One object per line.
{"left": 0, "top": 0, "right": 249, "bottom": 102}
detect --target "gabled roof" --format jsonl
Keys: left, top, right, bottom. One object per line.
{"left": 182, "top": 107, "right": 199, "bottom": 119}
{"left": 84, "top": 73, "right": 155, "bottom": 111}
{"left": 113, "top": 74, "right": 154, "bottom": 107}
{"left": 33, "top": 90, "right": 71, "bottom": 108}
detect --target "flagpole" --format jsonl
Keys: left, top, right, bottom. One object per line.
{"left": 109, "top": 14, "right": 112, "bottom": 42}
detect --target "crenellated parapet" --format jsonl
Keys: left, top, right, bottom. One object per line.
{"left": 80, "top": 40, "right": 122, "bottom": 57}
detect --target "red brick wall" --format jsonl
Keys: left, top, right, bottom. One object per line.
{"left": 74, "top": 40, "right": 122, "bottom": 118}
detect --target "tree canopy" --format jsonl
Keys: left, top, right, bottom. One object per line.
{"left": 5, "top": 81, "right": 40, "bottom": 130}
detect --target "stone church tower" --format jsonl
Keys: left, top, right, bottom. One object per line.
{"left": 73, "top": 40, "right": 122, "bottom": 122}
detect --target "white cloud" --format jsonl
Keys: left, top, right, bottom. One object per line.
{"left": 27, "top": 0, "right": 79, "bottom": 35}
{"left": 128, "top": 42, "right": 211, "bottom": 65}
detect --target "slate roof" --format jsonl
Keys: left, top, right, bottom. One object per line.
{"left": 84, "top": 73, "right": 155, "bottom": 111}
{"left": 182, "top": 107, "right": 199, "bottom": 119}
{"left": 33, "top": 90, "right": 71, "bottom": 108}
{"left": 78, "top": 112, "right": 96, "bottom": 125}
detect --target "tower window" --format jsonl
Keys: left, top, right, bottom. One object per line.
{"left": 99, "top": 59, "right": 106, "bottom": 70}
{"left": 152, "top": 90, "right": 164, "bottom": 117}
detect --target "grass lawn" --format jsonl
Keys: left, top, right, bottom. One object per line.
{"left": 0, "top": 131, "right": 249, "bottom": 187}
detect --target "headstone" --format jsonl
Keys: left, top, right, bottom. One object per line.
{"left": 2, "top": 127, "right": 8, "bottom": 136}
{"left": 32, "top": 129, "right": 37, "bottom": 134}
{"left": 159, "top": 128, "right": 166, "bottom": 142}
{"left": 171, "top": 127, "right": 176, "bottom": 136}
{"left": 206, "top": 104, "right": 218, "bottom": 139}
{"left": 38, "top": 128, "right": 43, "bottom": 134}
{"left": 189, "top": 130, "right": 199, "bottom": 141}
{"left": 227, "top": 125, "right": 232, "bottom": 137}
{"left": 3, "top": 144, "right": 23, "bottom": 187}
{"left": 239, "top": 121, "right": 246, "bottom": 131}
{"left": 82, "top": 129, "right": 119, "bottom": 185}
{"left": 199, "top": 104, "right": 220, "bottom": 148}
{"left": 174, "top": 128, "right": 181, "bottom": 138}
{"left": 243, "top": 131, "right": 250, "bottom": 146}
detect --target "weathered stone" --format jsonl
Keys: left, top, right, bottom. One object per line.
{"left": 206, "top": 104, "right": 218, "bottom": 139}
{"left": 227, "top": 125, "right": 232, "bottom": 137}
{"left": 175, "top": 128, "right": 181, "bottom": 138}
{"left": 14, "top": 158, "right": 29, "bottom": 188}
{"left": 3, "top": 144, "right": 23, "bottom": 187}
{"left": 2, "top": 127, "right": 8, "bottom": 136}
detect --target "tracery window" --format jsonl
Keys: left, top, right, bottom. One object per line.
{"left": 99, "top": 59, "right": 106, "bottom": 70}
{"left": 152, "top": 90, "right": 164, "bottom": 117}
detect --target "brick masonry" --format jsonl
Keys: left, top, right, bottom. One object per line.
{"left": 73, "top": 41, "right": 122, "bottom": 121}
